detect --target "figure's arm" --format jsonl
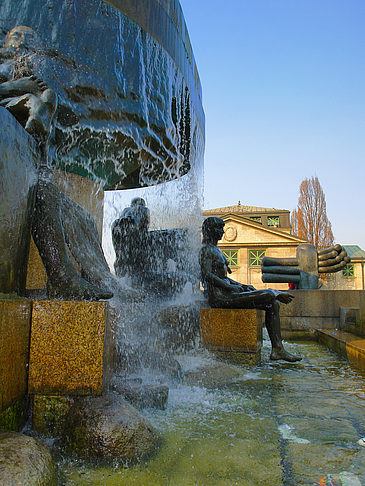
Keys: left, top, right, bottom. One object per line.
{"left": 200, "top": 248, "right": 241, "bottom": 291}
{"left": 225, "top": 277, "right": 255, "bottom": 291}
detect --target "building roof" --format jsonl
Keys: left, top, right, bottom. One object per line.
{"left": 203, "top": 204, "right": 288, "bottom": 215}
{"left": 344, "top": 245, "right": 365, "bottom": 261}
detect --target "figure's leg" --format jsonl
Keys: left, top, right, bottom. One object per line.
{"left": 59, "top": 185, "right": 143, "bottom": 302}
{"left": 32, "top": 180, "right": 113, "bottom": 300}
{"left": 60, "top": 191, "right": 111, "bottom": 283}
{"left": 265, "top": 301, "right": 301, "bottom": 362}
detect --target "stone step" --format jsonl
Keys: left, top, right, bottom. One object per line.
{"left": 317, "top": 329, "right": 365, "bottom": 371}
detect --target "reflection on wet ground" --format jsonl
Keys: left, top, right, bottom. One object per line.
{"left": 62, "top": 340, "right": 365, "bottom": 485}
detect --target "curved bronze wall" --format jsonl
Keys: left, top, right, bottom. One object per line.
{"left": 103, "top": 0, "right": 204, "bottom": 132}
{"left": 0, "top": 0, "right": 204, "bottom": 190}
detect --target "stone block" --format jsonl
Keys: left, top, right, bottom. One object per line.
{"left": 339, "top": 307, "right": 361, "bottom": 336}
{"left": 0, "top": 299, "right": 32, "bottom": 412}
{"left": 280, "top": 290, "right": 365, "bottom": 334}
{"left": 0, "top": 107, "right": 38, "bottom": 294}
{"left": 200, "top": 308, "right": 261, "bottom": 363}
{"left": 28, "top": 300, "right": 112, "bottom": 395}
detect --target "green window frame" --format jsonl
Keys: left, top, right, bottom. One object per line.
{"left": 249, "top": 250, "right": 266, "bottom": 267}
{"left": 267, "top": 216, "right": 280, "bottom": 227}
{"left": 222, "top": 250, "right": 239, "bottom": 267}
{"left": 250, "top": 216, "right": 262, "bottom": 224}
{"left": 342, "top": 264, "right": 354, "bottom": 278}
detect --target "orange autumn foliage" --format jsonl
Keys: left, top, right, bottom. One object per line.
{"left": 291, "top": 176, "right": 334, "bottom": 249}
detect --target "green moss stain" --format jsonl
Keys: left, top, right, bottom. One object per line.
{"left": 32, "top": 395, "right": 72, "bottom": 437}
{"left": 0, "top": 399, "right": 27, "bottom": 431}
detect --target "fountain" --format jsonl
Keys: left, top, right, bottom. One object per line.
{"left": 0, "top": 0, "right": 203, "bottom": 481}
{"left": 1, "top": 1, "right": 365, "bottom": 485}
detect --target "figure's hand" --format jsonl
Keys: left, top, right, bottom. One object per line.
{"left": 244, "top": 284, "right": 256, "bottom": 291}
{"left": 318, "top": 244, "right": 350, "bottom": 274}
{"left": 229, "top": 283, "right": 243, "bottom": 292}
{"left": 276, "top": 292, "right": 294, "bottom": 304}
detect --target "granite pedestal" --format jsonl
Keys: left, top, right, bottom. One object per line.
{"left": 200, "top": 308, "right": 262, "bottom": 364}
{"left": 29, "top": 300, "right": 112, "bottom": 396}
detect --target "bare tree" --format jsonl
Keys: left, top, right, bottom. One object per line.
{"left": 291, "top": 176, "right": 334, "bottom": 249}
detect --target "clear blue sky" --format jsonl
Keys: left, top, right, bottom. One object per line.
{"left": 179, "top": 0, "right": 365, "bottom": 248}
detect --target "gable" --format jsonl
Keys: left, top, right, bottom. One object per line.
{"left": 220, "top": 214, "right": 306, "bottom": 245}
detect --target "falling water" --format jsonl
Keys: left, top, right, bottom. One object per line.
{"left": 102, "top": 158, "right": 204, "bottom": 384}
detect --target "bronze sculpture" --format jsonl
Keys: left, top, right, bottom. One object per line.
{"left": 112, "top": 198, "right": 151, "bottom": 279}
{"left": 200, "top": 217, "right": 301, "bottom": 362}
{"left": 32, "top": 176, "right": 114, "bottom": 300}
{"left": 261, "top": 242, "right": 351, "bottom": 289}
{"left": 112, "top": 198, "right": 191, "bottom": 296}
{"left": 0, "top": 26, "right": 57, "bottom": 141}
{"left": 0, "top": 26, "right": 114, "bottom": 300}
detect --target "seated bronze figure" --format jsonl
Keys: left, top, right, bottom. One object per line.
{"left": 199, "top": 217, "right": 301, "bottom": 362}
{"left": 112, "top": 198, "right": 191, "bottom": 296}
{"left": 0, "top": 26, "right": 115, "bottom": 301}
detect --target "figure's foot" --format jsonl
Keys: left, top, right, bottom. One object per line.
{"left": 276, "top": 291, "right": 294, "bottom": 304}
{"left": 1, "top": 82, "right": 57, "bottom": 138}
{"left": 0, "top": 75, "right": 47, "bottom": 96}
{"left": 270, "top": 347, "right": 302, "bottom": 362}
{"left": 25, "top": 88, "right": 57, "bottom": 137}
{"left": 47, "top": 277, "right": 113, "bottom": 301}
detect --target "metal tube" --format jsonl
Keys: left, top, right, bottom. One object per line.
{"left": 261, "top": 266, "right": 300, "bottom": 275}
{"left": 261, "top": 257, "right": 298, "bottom": 267}
{"left": 261, "top": 273, "right": 301, "bottom": 283}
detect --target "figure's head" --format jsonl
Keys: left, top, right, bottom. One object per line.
{"left": 1, "top": 26, "right": 40, "bottom": 57}
{"left": 131, "top": 197, "right": 146, "bottom": 207}
{"left": 202, "top": 217, "right": 225, "bottom": 243}
{"left": 127, "top": 197, "right": 149, "bottom": 231}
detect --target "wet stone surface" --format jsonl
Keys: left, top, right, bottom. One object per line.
{"left": 0, "top": 431, "right": 57, "bottom": 486}
{"left": 61, "top": 341, "right": 365, "bottom": 485}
